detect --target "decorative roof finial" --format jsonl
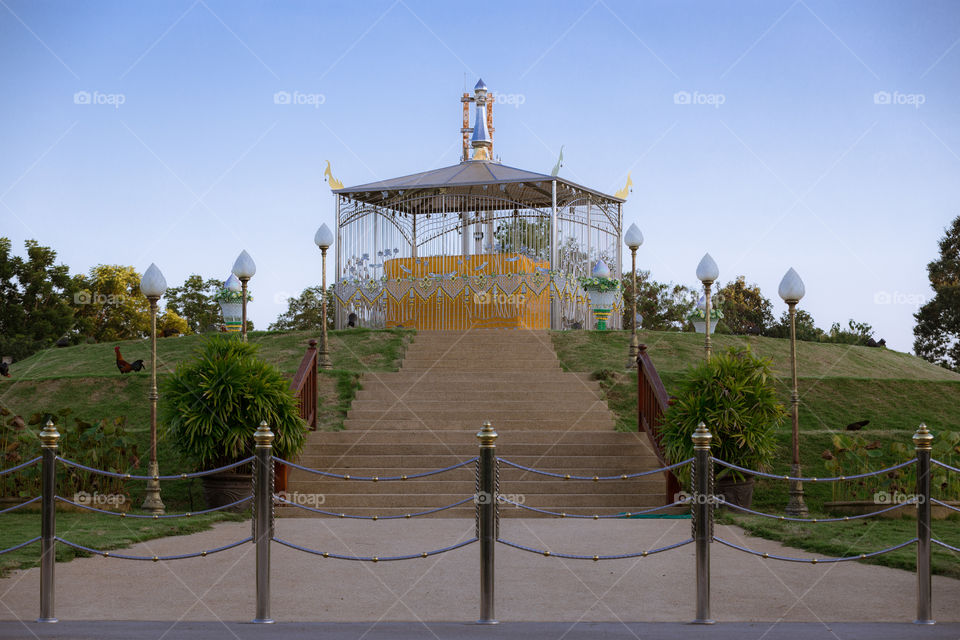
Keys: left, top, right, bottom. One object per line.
{"left": 471, "top": 78, "right": 492, "bottom": 161}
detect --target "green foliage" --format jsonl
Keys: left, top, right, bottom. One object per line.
{"left": 659, "top": 347, "right": 785, "bottom": 483}
{"left": 0, "top": 238, "right": 78, "bottom": 360}
{"left": 164, "top": 275, "right": 223, "bottom": 334}
{"left": 1, "top": 407, "right": 139, "bottom": 499}
{"left": 914, "top": 215, "right": 960, "bottom": 370}
{"left": 269, "top": 285, "right": 333, "bottom": 331}
{"left": 764, "top": 309, "right": 824, "bottom": 342}
{"left": 73, "top": 265, "right": 150, "bottom": 342}
{"left": 160, "top": 334, "right": 306, "bottom": 468}
{"left": 716, "top": 276, "right": 774, "bottom": 335}
{"left": 620, "top": 270, "right": 695, "bottom": 331}
{"left": 158, "top": 309, "right": 190, "bottom": 337}
{"left": 821, "top": 433, "right": 912, "bottom": 502}
{"left": 579, "top": 276, "right": 620, "bottom": 293}
{"left": 823, "top": 319, "right": 874, "bottom": 345}
{"left": 493, "top": 218, "right": 550, "bottom": 260}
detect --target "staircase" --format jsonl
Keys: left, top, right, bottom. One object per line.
{"left": 283, "top": 331, "right": 667, "bottom": 517}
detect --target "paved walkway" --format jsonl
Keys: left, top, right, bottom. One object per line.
{"left": 1, "top": 519, "right": 957, "bottom": 628}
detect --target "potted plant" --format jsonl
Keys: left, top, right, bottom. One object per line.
{"left": 580, "top": 260, "right": 620, "bottom": 331}
{"left": 214, "top": 274, "right": 251, "bottom": 333}
{"left": 161, "top": 334, "right": 306, "bottom": 508}
{"left": 687, "top": 295, "right": 724, "bottom": 334}
{"left": 658, "top": 347, "right": 784, "bottom": 507}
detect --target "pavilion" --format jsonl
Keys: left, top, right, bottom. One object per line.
{"left": 331, "top": 79, "right": 624, "bottom": 330}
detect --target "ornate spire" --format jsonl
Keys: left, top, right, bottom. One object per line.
{"left": 471, "top": 78, "right": 492, "bottom": 161}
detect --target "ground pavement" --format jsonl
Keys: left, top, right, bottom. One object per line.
{"left": 1, "top": 518, "right": 958, "bottom": 637}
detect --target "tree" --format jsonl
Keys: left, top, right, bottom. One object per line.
{"left": 0, "top": 238, "right": 78, "bottom": 360}
{"left": 621, "top": 270, "right": 695, "bottom": 331}
{"left": 164, "top": 275, "right": 223, "bottom": 334}
{"left": 269, "top": 285, "right": 333, "bottom": 331}
{"left": 823, "top": 319, "right": 874, "bottom": 345}
{"left": 158, "top": 309, "right": 190, "bottom": 337}
{"left": 716, "top": 276, "right": 774, "bottom": 335}
{"left": 73, "top": 265, "right": 150, "bottom": 342}
{"left": 764, "top": 309, "right": 824, "bottom": 342}
{"left": 914, "top": 216, "right": 960, "bottom": 370}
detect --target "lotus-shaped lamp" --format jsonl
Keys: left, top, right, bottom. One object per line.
{"left": 232, "top": 250, "right": 256, "bottom": 279}
{"left": 624, "top": 224, "right": 644, "bottom": 250}
{"left": 778, "top": 267, "right": 805, "bottom": 303}
{"left": 696, "top": 253, "right": 719, "bottom": 284}
{"left": 140, "top": 263, "right": 167, "bottom": 298}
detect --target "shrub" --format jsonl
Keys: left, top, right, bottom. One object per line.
{"left": 659, "top": 347, "right": 785, "bottom": 483}
{"left": 161, "top": 334, "right": 306, "bottom": 469}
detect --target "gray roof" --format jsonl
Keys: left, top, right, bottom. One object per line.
{"left": 333, "top": 160, "right": 623, "bottom": 212}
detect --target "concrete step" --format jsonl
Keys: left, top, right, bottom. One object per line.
{"left": 344, "top": 408, "right": 613, "bottom": 422}
{"left": 307, "top": 430, "right": 651, "bottom": 444}
{"left": 353, "top": 391, "right": 604, "bottom": 403}
{"left": 276, "top": 505, "right": 680, "bottom": 518}
{"left": 294, "top": 454, "right": 660, "bottom": 470}
{"left": 299, "top": 442, "right": 655, "bottom": 456}
{"left": 285, "top": 479, "right": 663, "bottom": 495}
{"left": 341, "top": 419, "right": 616, "bottom": 430}
{"left": 277, "top": 493, "right": 664, "bottom": 508}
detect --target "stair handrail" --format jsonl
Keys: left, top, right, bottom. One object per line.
{"left": 291, "top": 339, "right": 319, "bottom": 431}
{"left": 636, "top": 344, "right": 680, "bottom": 503}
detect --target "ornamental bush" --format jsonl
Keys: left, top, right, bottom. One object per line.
{"left": 161, "top": 334, "right": 305, "bottom": 469}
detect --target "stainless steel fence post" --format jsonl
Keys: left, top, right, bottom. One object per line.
{"left": 913, "top": 423, "right": 934, "bottom": 625}
{"left": 476, "top": 421, "right": 498, "bottom": 624}
{"left": 38, "top": 420, "right": 59, "bottom": 623}
{"left": 692, "top": 422, "right": 714, "bottom": 625}
{"left": 252, "top": 421, "right": 275, "bottom": 624}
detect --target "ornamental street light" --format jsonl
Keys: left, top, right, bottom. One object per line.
{"left": 140, "top": 263, "right": 167, "bottom": 515}
{"left": 624, "top": 224, "right": 644, "bottom": 369}
{"left": 314, "top": 224, "right": 334, "bottom": 370}
{"left": 231, "top": 250, "right": 256, "bottom": 342}
{"left": 779, "top": 267, "right": 809, "bottom": 518}
{"left": 696, "top": 253, "right": 720, "bottom": 361}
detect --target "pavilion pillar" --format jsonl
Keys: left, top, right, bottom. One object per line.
{"left": 550, "top": 180, "right": 560, "bottom": 330}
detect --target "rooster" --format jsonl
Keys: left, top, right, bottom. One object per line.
{"left": 0, "top": 362, "right": 9, "bottom": 377}
{"left": 114, "top": 347, "right": 144, "bottom": 374}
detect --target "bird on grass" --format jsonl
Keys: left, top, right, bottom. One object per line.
{"left": 846, "top": 420, "right": 870, "bottom": 431}
{"left": 114, "top": 347, "right": 144, "bottom": 374}
{"left": 0, "top": 362, "right": 9, "bottom": 377}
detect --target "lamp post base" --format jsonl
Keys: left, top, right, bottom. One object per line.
{"left": 627, "top": 332, "right": 639, "bottom": 369}
{"left": 141, "top": 461, "right": 165, "bottom": 515}
{"left": 318, "top": 349, "right": 332, "bottom": 370}
{"left": 784, "top": 464, "right": 808, "bottom": 518}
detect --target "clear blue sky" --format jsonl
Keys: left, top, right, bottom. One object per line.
{"left": 2, "top": 0, "right": 958, "bottom": 352}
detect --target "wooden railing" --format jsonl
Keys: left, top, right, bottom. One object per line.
{"left": 291, "top": 339, "right": 318, "bottom": 431}
{"left": 636, "top": 344, "right": 681, "bottom": 504}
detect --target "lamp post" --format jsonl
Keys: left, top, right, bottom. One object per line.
{"left": 314, "top": 224, "right": 334, "bottom": 370}
{"left": 232, "top": 250, "right": 256, "bottom": 342}
{"left": 696, "top": 253, "right": 719, "bottom": 361}
{"left": 624, "top": 224, "right": 644, "bottom": 369}
{"left": 779, "top": 267, "right": 808, "bottom": 517}
{"left": 140, "top": 263, "right": 167, "bottom": 515}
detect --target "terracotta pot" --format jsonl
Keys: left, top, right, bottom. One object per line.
{"left": 201, "top": 471, "right": 252, "bottom": 511}
{"left": 716, "top": 476, "right": 755, "bottom": 508}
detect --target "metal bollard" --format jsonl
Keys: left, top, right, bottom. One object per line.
{"left": 913, "top": 424, "right": 934, "bottom": 625}
{"left": 38, "top": 420, "right": 59, "bottom": 623}
{"left": 691, "top": 422, "right": 714, "bottom": 624}
{"left": 252, "top": 421, "right": 275, "bottom": 624}
{"left": 476, "top": 421, "right": 498, "bottom": 624}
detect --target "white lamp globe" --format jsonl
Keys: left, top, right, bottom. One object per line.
{"left": 314, "top": 224, "right": 334, "bottom": 250}
{"left": 224, "top": 273, "right": 242, "bottom": 292}
{"left": 624, "top": 224, "right": 644, "bottom": 250}
{"left": 696, "top": 253, "right": 719, "bottom": 283}
{"left": 232, "top": 250, "right": 256, "bottom": 279}
{"left": 140, "top": 263, "right": 167, "bottom": 298}
{"left": 778, "top": 267, "right": 805, "bottom": 303}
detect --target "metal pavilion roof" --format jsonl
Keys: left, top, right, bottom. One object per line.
{"left": 333, "top": 160, "right": 624, "bottom": 213}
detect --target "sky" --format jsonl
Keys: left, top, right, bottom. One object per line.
{"left": 1, "top": 0, "right": 958, "bottom": 352}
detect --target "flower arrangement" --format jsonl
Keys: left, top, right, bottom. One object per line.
{"left": 686, "top": 307, "right": 723, "bottom": 321}
{"left": 579, "top": 276, "right": 621, "bottom": 293}
{"left": 213, "top": 288, "right": 252, "bottom": 303}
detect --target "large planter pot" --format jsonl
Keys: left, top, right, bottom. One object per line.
{"left": 586, "top": 289, "right": 617, "bottom": 331}
{"left": 219, "top": 301, "right": 243, "bottom": 333}
{"left": 825, "top": 500, "right": 960, "bottom": 520}
{"left": 201, "top": 470, "right": 252, "bottom": 511}
{"left": 692, "top": 318, "right": 720, "bottom": 334}
{"left": 716, "top": 476, "right": 755, "bottom": 508}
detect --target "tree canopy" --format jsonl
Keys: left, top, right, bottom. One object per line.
{"left": 914, "top": 215, "right": 960, "bottom": 370}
